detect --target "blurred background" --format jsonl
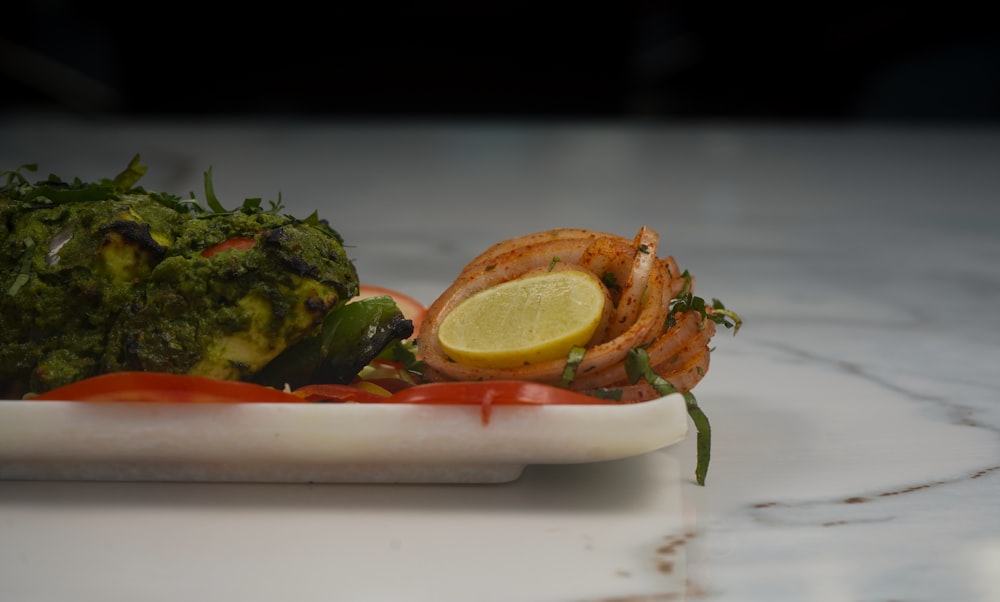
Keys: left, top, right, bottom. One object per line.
{"left": 2, "top": 2, "right": 999, "bottom": 123}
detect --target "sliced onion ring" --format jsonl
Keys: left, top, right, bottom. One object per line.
{"left": 418, "top": 227, "right": 716, "bottom": 398}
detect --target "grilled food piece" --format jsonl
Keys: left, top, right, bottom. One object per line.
{"left": 0, "top": 156, "right": 363, "bottom": 397}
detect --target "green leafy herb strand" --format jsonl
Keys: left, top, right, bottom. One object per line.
{"left": 625, "top": 347, "right": 712, "bottom": 485}
{"left": 559, "top": 346, "right": 587, "bottom": 387}
{"left": 683, "top": 392, "right": 711, "bottom": 486}
{"left": 7, "top": 237, "right": 35, "bottom": 296}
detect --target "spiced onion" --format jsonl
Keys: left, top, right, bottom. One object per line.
{"left": 418, "top": 227, "right": 726, "bottom": 402}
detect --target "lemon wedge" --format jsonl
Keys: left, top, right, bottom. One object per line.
{"left": 437, "top": 269, "right": 608, "bottom": 368}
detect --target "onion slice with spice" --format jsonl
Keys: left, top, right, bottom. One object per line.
{"left": 417, "top": 226, "right": 742, "bottom": 486}
{"left": 418, "top": 227, "right": 717, "bottom": 400}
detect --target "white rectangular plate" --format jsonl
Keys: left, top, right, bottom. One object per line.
{"left": 0, "top": 394, "right": 688, "bottom": 484}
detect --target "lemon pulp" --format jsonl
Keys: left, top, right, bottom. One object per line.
{"left": 437, "top": 270, "right": 607, "bottom": 368}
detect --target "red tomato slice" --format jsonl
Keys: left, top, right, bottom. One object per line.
{"left": 292, "top": 383, "right": 389, "bottom": 403}
{"left": 383, "top": 380, "right": 616, "bottom": 424}
{"left": 356, "top": 284, "right": 427, "bottom": 336}
{"left": 30, "top": 372, "right": 305, "bottom": 403}
{"left": 201, "top": 237, "right": 257, "bottom": 258}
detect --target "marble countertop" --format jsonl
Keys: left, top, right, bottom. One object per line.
{"left": 1, "top": 115, "right": 998, "bottom": 601}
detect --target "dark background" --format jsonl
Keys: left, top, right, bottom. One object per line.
{"left": 2, "top": 3, "right": 999, "bottom": 122}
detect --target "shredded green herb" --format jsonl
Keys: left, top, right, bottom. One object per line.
{"left": 559, "top": 346, "right": 587, "bottom": 387}
{"left": 6, "top": 237, "right": 35, "bottom": 296}
{"left": 3, "top": 163, "right": 36, "bottom": 188}
{"left": 666, "top": 271, "right": 742, "bottom": 334}
{"left": 202, "top": 166, "right": 227, "bottom": 213}
{"left": 601, "top": 271, "right": 620, "bottom": 292}
{"left": 112, "top": 154, "right": 148, "bottom": 189}
{"left": 625, "top": 347, "right": 712, "bottom": 485}
{"left": 592, "top": 388, "right": 623, "bottom": 401}
{"left": 381, "top": 339, "right": 425, "bottom": 376}
{"left": 0, "top": 155, "right": 349, "bottom": 244}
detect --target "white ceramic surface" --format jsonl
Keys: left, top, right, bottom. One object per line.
{"left": 1, "top": 117, "right": 998, "bottom": 601}
{"left": 0, "top": 395, "right": 688, "bottom": 483}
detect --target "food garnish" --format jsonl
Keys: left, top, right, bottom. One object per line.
{"left": 436, "top": 268, "right": 610, "bottom": 368}
{"left": 419, "top": 227, "right": 738, "bottom": 397}
{"left": 417, "top": 226, "right": 741, "bottom": 484}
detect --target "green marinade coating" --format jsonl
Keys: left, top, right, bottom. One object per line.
{"left": 0, "top": 158, "right": 358, "bottom": 397}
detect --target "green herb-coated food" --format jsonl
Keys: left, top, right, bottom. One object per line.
{"left": 0, "top": 155, "right": 404, "bottom": 397}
